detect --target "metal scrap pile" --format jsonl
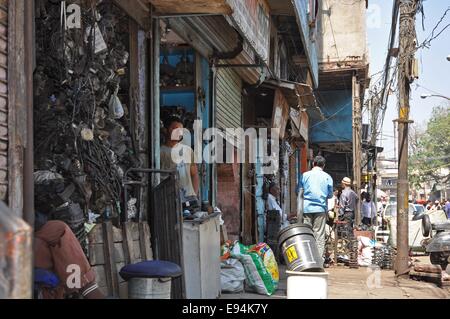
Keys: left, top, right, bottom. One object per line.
{"left": 372, "top": 245, "right": 395, "bottom": 270}
{"left": 34, "top": 0, "right": 140, "bottom": 249}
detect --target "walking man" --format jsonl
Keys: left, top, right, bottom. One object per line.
{"left": 339, "top": 177, "right": 359, "bottom": 227}
{"left": 445, "top": 199, "right": 450, "bottom": 220}
{"left": 298, "top": 156, "right": 334, "bottom": 264}
{"left": 361, "top": 192, "right": 376, "bottom": 226}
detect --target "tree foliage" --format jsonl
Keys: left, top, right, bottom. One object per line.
{"left": 409, "top": 104, "right": 450, "bottom": 190}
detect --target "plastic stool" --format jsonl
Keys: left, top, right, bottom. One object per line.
{"left": 119, "top": 261, "right": 182, "bottom": 299}
{"left": 34, "top": 268, "right": 60, "bottom": 299}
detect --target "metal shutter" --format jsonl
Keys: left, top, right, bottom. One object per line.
{"left": 216, "top": 67, "right": 242, "bottom": 146}
{"left": 0, "top": 0, "right": 7, "bottom": 201}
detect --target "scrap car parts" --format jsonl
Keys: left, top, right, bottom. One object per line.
{"left": 34, "top": 0, "right": 141, "bottom": 250}
{"left": 371, "top": 245, "right": 395, "bottom": 270}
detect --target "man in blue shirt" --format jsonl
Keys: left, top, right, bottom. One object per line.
{"left": 445, "top": 199, "right": 450, "bottom": 219}
{"left": 298, "top": 156, "right": 334, "bottom": 264}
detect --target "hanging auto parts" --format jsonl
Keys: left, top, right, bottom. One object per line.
{"left": 34, "top": 0, "right": 141, "bottom": 250}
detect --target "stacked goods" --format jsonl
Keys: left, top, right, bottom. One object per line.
{"left": 371, "top": 244, "right": 395, "bottom": 270}
{"left": 34, "top": 1, "right": 141, "bottom": 251}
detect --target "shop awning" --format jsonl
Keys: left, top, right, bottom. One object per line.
{"left": 262, "top": 79, "right": 324, "bottom": 121}
{"left": 263, "top": 79, "right": 316, "bottom": 110}
{"left": 258, "top": 80, "right": 315, "bottom": 142}
{"left": 263, "top": 79, "right": 325, "bottom": 140}
{"left": 149, "top": 0, "right": 232, "bottom": 15}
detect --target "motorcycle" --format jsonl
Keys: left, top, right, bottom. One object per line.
{"left": 420, "top": 213, "right": 450, "bottom": 269}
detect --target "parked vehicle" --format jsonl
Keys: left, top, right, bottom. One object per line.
{"left": 413, "top": 204, "right": 425, "bottom": 215}
{"left": 386, "top": 203, "right": 448, "bottom": 252}
{"left": 381, "top": 202, "right": 416, "bottom": 225}
{"left": 421, "top": 215, "right": 450, "bottom": 269}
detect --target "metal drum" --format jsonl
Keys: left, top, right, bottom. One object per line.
{"left": 278, "top": 224, "right": 324, "bottom": 273}
{"left": 128, "top": 277, "right": 172, "bottom": 299}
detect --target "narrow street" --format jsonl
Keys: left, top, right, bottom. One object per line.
{"left": 221, "top": 257, "right": 450, "bottom": 300}
{"left": 1, "top": 0, "right": 449, "bottom": 303}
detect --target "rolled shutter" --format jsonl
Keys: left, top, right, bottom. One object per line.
{"left": 216, "top": 67, "right": 242, "bottom": 146}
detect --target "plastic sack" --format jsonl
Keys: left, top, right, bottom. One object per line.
{"left": 109, "top": 92, "right": 124, "bottom": 119}
{"left": 229, "top": 241, "right": 278, "bottom": 296}
{"left": 251, "top": 243, "right": 279, "bottom": 288}
{"left": 358, "top": 247, "right": 373, "bottom": 266}
{"left": 358, "top": 236, "right": 374, "bottom": 248}
{"left": 33, "top": 171, "right": 64, "bottom": 184}
{"left": 220, "top": 258, "right": 245, "bottom": 293}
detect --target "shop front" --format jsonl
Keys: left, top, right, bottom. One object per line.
{"left": 152, "top": 0, "right": 270, "bottom": 262}
{"left": 242, "top": 79, "right": 314, "bottom": 245}
{"left": 152, "top": 2, "right": 268, "bottom": 295}
{"left": 30, "top": 0, "right": 156, "bottom": 299}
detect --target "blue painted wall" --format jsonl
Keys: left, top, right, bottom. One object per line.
{"left": 160, "top": 92, "right": 195, "bottom": 111}
{"left": 292, "top": 0, "right": 319, "bottom": 88}
{"left": 310, "top": 90, "right": 353, "bottom": 144}
{"left": 160, "top": 49, "right": 196, "bottom": 112}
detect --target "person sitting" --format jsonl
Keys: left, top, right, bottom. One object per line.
{"left": 35, "top": 216, "right": 105, "bottom": 299}
{"left": 33, "top": 175, "right": 105, "bottom": 299}
{"left": 266, "top": 182, "right": 288, "bottom": 230}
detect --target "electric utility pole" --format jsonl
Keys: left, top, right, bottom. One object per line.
{"left": 370, "top": 97, "right": 379, "bottom": 226}
{"left": 396, "top": 0, "right": 419, "bottom": 277}
{"left": 352, "top": 73, "right": 362, "bottom": 227}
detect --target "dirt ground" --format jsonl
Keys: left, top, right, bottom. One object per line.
{"left": 220, "top": 256, "right": 450, "bottom": 300}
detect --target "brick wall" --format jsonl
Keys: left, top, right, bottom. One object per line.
{"left": 217, "top": 161, "right": 240, "bottom": 241}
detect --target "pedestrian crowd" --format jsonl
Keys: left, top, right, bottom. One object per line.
{"left": 265, "top": 156, "right": 377, "bottom": 267}
{"left": 264, "top": 155, "right": 450, "bottom": 268}
{"left": 424, "top": 199, "right": 449, "bottom": 213}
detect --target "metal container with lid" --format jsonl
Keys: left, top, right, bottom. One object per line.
{"left": 278, "top": 224, "right": 324, "bottom": 273}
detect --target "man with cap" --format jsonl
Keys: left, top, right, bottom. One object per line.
{"left": 298, "top": 156, "right": 334, "bottom": 264}
{"left": 339, "top": 177, "right": 359, "bottom": 226}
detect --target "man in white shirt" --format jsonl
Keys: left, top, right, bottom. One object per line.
{"left": 160, "top": 116, "right": 199, "bottom": 208}
{"left": 266, "top": 183, "right": 288, "bottom": 229}
{"left": 361, "top": 192, "right": 376, "bottom": 226}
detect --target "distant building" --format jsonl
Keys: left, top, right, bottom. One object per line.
{"left": 310, "top": 0, "right": 370, "bottom": 183}
{"left": 377, "top": 154, "right": 398, "bottom": 202}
